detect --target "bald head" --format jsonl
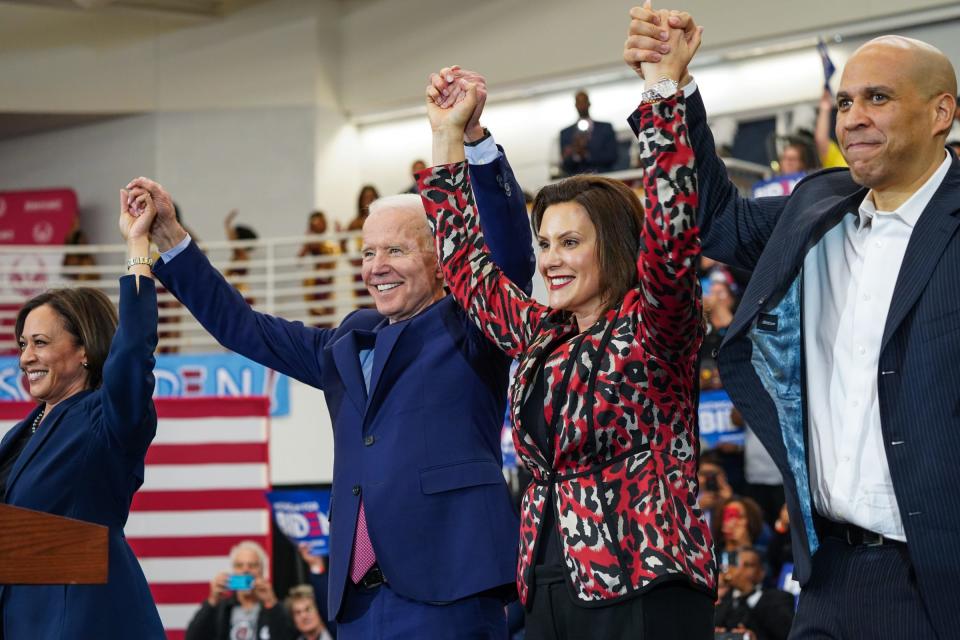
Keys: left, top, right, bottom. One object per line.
{"left": 853, "top": 36, "right": 957, "bottom": 106}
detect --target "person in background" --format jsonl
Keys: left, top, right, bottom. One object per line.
{"left": 61, "top": 223, "right": 98, "bottom": 282}
{"left": 815, "top": 88, "right": 848, "bottom": 168}
{"left": 776, "top": 140, "right": 813, "bottom": 176}
{"left": 223, "top": 209, "right": 258, "bottom": 303}
{"left": 185, "top": 540, "right": 295, "bottom": 640}
{"left": 299, "top": 210, "right": 339, "bottom": 326}
{"left": 286, "top": 585, "right": 334, "bottom": 640}
{"left": 404, "top": 160, "right": 427, "bottom": 193}
{"left": 698, "top": 452, "right": 734, "bottom": 529}
{"left": 0, "top": 189, "right": 163, "bottom": 638}
{"left": 343, "top": 185, "right": 380, "bottom": 303}
{"left": 715, "top": 496, "right": 766, "bottom": 558}
{"left": 714, "top": 547, "right": 795, "bottom": 640}
{"left": 297, "top": 543, "right": 336, "bottom": 637}
{"left": 558, "top": 90, "right": 618, "bottom": 175}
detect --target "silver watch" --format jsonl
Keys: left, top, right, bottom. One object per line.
{"left": 641, "top": 77, "right": 679, "bottom": 104}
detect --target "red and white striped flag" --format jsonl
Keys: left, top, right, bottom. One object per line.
{"left": 0, "top": 397, "right": 272, "bottom": 640}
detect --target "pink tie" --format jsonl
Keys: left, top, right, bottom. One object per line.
{"left": 349, "top": 500, "right": 377, "bottom": 583}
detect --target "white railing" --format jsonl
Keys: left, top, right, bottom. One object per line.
{"left": 0, "top": 232, "right": 372, "bottom": 353}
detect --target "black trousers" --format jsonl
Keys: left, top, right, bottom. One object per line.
{"left": 524, "top": 579, "right": 714, "bottom": 640}
{"left": 789, "top": 536, "right": 938, "bottom": 639}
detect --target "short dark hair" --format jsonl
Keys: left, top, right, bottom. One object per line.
{"left": 15, "top": 288, "right": 118, "bottom": 390}
{"left": 714, "top": 496, "right": 765, "bottom": 546}
{"left": 530, "top": 175, "right": 644, "bottom": 313}
{"left": 234, "top": 225, "right": 258, "bottom": 241}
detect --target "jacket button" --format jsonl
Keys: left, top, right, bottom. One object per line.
{"left": 757, "top": 296, "right": 766, "bottom": 305}
{"left": 364, "top": 435, "right": 375, "bottom": 446}
{"left": 711, "top": 349, "right": 719, "bottom": 358}
{"left": 352, "top": 485, "right": 361, "bottom": 496}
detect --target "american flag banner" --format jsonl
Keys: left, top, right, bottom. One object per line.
{"left": 0, "top": 396, "right": 272, "bottom": 640}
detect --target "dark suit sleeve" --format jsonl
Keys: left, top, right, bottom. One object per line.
{"left": 154, "top": 241, "right": 333, "bottom": 388}
{"left": 468, "top": 145, "right": 535, "bottom": 294}
{"left": 184, "top": 601, "right": 220, "bottom": 640}
{"left": 628, "top": 88, "right": 787, "bottom": 272}
{"left": 99, "top": 275, "right": 158, "bottom": 456}
{"left": 590, "top": 122, "right": 618, "bottom": 171}
{"left": 753, "top": 590, "right": 795, "bottom": 640}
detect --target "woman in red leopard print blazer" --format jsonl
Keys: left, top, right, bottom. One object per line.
{"left": 415, "top": 19, "right": 716, "bottom": 640}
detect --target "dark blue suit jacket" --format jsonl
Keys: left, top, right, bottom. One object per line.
{"left": 559, "top": 120, "right": 618, "bottom": 175}
{"left": 155, "top": 152, "right": 535, "bottom": 620}
{"left": 631, "top": 89, "right": 960, "bottom": 638}
{"left": 0, "top": 276, "right": 163, "bottom": 639}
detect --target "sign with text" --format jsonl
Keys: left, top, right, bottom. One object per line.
{"left": 0, "top": 352, "right": 289, "bottom": 416}
{"left": 699, "top": 388, "right": 744, "bottom": 448}
{"left": 266, "top": 489, "right": 331, "bottom": 556}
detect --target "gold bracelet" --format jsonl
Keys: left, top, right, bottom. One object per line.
{"left": 126, "top": 256, "right": 154, "bottom": 270}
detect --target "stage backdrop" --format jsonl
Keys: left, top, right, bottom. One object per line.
{"left": 0, "top": 397, "right": 272, "bottom": 640}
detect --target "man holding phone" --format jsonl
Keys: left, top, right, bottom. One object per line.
{"left": 185, "top": 541, "right": 296, "bottom": 640}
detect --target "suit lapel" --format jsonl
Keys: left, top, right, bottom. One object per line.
{"left": 331, "top": 331, "right": 369, "bottom": 414}
{"left": 6, "top": 391, "right": 91, "bottom": 494}
{"left": 881, "top": 169, "right": 960, "bottom": 350}
{"left": 366, "top": 319, "right": 413, "bottom": 414}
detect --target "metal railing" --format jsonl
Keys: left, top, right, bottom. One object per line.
{"left": 0, "top": 232, "right": 372, "bottom": 353}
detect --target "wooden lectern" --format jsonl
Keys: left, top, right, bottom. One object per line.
{"left": 0, "top": 504, "right": 107, "bottom": 584}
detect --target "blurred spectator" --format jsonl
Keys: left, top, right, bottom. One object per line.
{"left": 404, "top": 160, "right": 427, "bottom": 193}
{"left": 343, "top": 185, "right": 379, "bottom": 304}
{"left": 775, "top": 138, "right": 814, "bottom": 176}
{"left": 223, "top": 209, "right": 258, "bottom": 303}
{"left": 285, "top": 585, "right": 333, "bottom": 640}
{"left": 815, "top": 89, "right": 847, "bottom": 169}
{"left": 559, "top": 90, "right": 617, "bottom": 175}
{"left": 61, "top": 224, "right": 98, "bottom": 282}
{"left": 714, "top": 547, "right": 795, "bottom": 640}
{"left": 298, "top": 210, "right": 339, "bottom": 326}
{"left": 296, "top": 544, "right": 336, "bottom": 638}
{"left": 701, "top": 270, "right": 737, "bottom": 391}
{"left": 765, "top": 503, "right": 794, "bottom": 589}
{"left": 698, "top": 452, "right": 734, "bottom": 529}
{"left": 715, "top": 496, "right": 766, "bottom": 557}
{"left": 185, "top": 540, "right": 296, "bottom": 640}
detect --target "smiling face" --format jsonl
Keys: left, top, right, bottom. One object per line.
{"left": 836, "top": 38, "right": 956, "bottom": 197}
{"left": 361, "top": 207, "right": 445, "bottom": 323}
{"left": 18, "top": 304, "right": 88, "bottom": 409}
{"left": 538, "top": 201, "right": 603, "bottom": 329}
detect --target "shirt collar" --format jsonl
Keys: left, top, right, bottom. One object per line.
{"left": 857, "top": 151, "right": 952, "bottom": 229}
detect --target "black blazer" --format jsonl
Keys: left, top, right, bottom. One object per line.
{"left": 630, "top": 89, "right": 960, "bottom": 639}
{"left": 715, "top": 589, "right": 795, "bottom": 640}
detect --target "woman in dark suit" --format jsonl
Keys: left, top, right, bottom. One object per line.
{"left": 0, "top": 191, "right": 164, "bottom": 638}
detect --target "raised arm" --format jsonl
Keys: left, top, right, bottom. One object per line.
{"left": 624, "top": 4, "right": 786, "bottom": 271}
{"left": 101, "top": 190, "right": 160, "bottom": 455}
{"left": 421, "top": 76, "right": 548, "bottom": 358}
{"left": 437, "top": 67, "right": 536, "bottom": 293}
{"left": 127, "top": 177, "right": 334, "bottom": 388}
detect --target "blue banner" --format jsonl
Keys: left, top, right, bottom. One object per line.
{"left": 266, "top": 489, "right": 331, "bottom": 556}
{"left": 699, "top": 388, "right": 744, "bottom": 448}
{"left": 0, "top": 352, "right": 289, "bottom": 416}
{"left": 752, "top": 171, "right": 807, "bottom": 198}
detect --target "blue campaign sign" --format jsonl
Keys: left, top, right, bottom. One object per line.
{"left": 0, "top": 352, "right": 289, "bottom": 416}
{"left": 752, "top": 172, "right": 807, "bottom": 198}
{"left": 266, "top": 489, "right": 331, "bottom": 556}
{"left": 699, "top": 388, "right": 744, "bottom": 448}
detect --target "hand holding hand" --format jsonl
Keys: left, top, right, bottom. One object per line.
{"left": 624, "top": 1, "right": 701, "bottom": 83}
{"left": 426, "top": 72, "right": 479, "bottom": 136}
{"left": 125, "top": 177, "right": 185, "bottom": 253}
{"left": 428, "top": 66, "right": 489, "bottom": 141}
{"left": 119, "top": 189, "right": 157, "bottom": 242}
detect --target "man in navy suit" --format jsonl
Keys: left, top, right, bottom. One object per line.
{"left": 559, "top": 90, "right": 619, "bottom": 175}
{"left": 625, "top": 7, "right": 959, "bottom": 639}
{"left": 128, "top": 73, "right": 533, "bottom": 640}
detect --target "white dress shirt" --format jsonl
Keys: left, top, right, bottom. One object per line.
{"left": 803, "top": 152, "right": 951, "bottom": 540}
